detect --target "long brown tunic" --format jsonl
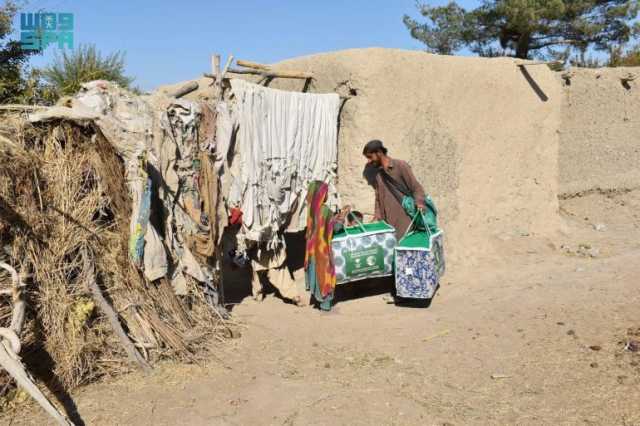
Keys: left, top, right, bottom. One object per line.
{"left": 373, "top": 158, "right": 426, "bottom": 239}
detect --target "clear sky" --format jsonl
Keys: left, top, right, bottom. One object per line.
{"left": 13, "top": 0, "right": 482, "bottom": 90}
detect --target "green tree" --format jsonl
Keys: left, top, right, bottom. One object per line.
{"left": 42, "top": 44, "right": 134, "bottom": 98}
{"left": 404, "top": 0, "right": 640, "bottom": 59}
{"left": 0, "top": 1, "right": 40, "bottom": 103}
{"left": 405, "top": 2, "right": 468, "bottom": 55}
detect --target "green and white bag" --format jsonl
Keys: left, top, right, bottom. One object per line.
{"left": 331, "top": 218, "right": 397, "bottom": 285}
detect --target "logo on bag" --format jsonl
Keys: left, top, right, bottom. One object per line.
{"left": 345, "top": 246, "right": 384, "bottom": 276}
{"left": 20, "top": 12, "right": 74, "bottom": 50}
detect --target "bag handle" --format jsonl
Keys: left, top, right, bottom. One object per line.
{"left": 343, "top": 211, "right": 367, "bottom": 235}
{"left": 401, "top": 210, "right": 433, "bottom": 240}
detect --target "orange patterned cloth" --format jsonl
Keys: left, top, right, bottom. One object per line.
{"left": 304, "top": 181, "right": 337, "bottom": 311}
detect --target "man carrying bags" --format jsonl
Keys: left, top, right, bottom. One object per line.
{"left": 362, "top": 140, "right": 428, "bottom": 238}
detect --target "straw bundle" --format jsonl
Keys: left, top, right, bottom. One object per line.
{"left": 0, "top": 112, "right": 228, "bottom": 405}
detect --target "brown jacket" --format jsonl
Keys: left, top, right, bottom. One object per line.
{"left": 373, "top": 158, "right": 425, "bottom": 238}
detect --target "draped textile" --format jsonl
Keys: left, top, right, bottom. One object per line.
{"left": 304, "top": 181, "right": 337, "bottom": 311}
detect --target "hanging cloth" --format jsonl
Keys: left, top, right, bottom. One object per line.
{"left": 228, "top": 79, "right": 340, "bottom": 246}
{"left": 304, "top": 181, "right": 337, "bottom": 311}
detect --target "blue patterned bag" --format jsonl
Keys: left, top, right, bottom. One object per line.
{"left": 394, "top": 212, "right": 445, "bottom": 299}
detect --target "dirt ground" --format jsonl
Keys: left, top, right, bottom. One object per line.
{"left": 4, "top": 190, "right": 640, "bottom": 425}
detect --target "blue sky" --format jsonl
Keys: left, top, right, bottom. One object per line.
{"left": 13, "top": 0, "right": 482, "bottom": 90}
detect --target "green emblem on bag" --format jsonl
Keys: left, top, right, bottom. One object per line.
{"left": 345, "top": 246, "right": 384, "bottom": 277}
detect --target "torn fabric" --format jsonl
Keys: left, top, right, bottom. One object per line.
{"left": 228, "top": 79, "right": 340, "bottom": 246}
{"left": 32, "top": 80, "right": 221, "bottom": 298}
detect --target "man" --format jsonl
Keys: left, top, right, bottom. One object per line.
{"left": 363, "top": 140, "right": 426, "bottom": 238}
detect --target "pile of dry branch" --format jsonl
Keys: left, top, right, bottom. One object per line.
{"left": 0, "top": 111, "right": 229, "bottom": 415}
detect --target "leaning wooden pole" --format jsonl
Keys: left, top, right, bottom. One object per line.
{"left": 236, "top": 59, "right": 270, "bottom": 71}
{"left": 203, "top": 58, "right": 313, "bottom": 82}
{"left": 0, "top": 262, "right": 73, "bottom": 426}
{"left": 81, "top": 250, "right": 152, "bottom": 373}
{"left": 211, "top": 53, "right": 226, "bottom": 307}
{"left": 170, "top": 81, "right": 199, "bottom": 99}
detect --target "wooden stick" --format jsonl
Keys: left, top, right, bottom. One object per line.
{"left": 213, "top": 54, "right": 221, "bottom": 100}
{"left": 491, "top": 374, "right": 512, "bottom": 379}
{"left": 169, "top": 81, "right": 199, "bottom": 99}
{"left": 204, "top": 69, "right": 313, "bottom": 81}
{"left": 81, "top": 250, "right": 152, "bottom": 373}
{"left": 264, "top": 69, "right": 312, "bottom": 79}
{"left": 221, "top": 55, "right": 234, "bottom": 79}
{"left": 0, "top": 262, "right": 73, "bottom": 426}
{"left": 218, "top": 69, "right": 260, "bottom": 76}
{"left": 236, "top": 59, "right": 270, "bottom": 71}
{"left": 422, "top": 329, "right": 450, "bottom": 342}
{"left": 212, "top": 55, "right": 220, "bottom": 79}
{"left": 217, "top": 55, "right": 235, "bottom": 98}
{"left": 226, "top": 68, "right": 312, "bottom": 79}
{"left": 0, "top": 346, "right": 73, "bottom": 425}
{"left": 232, "top": 59, "right": 313, "bottom": 79}
{"left": 0, "top": 263, "right": 25, "bottom": 354}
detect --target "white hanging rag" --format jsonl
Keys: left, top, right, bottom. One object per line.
{"left": 229, "top": 79, "right": 340, "bottom": 244}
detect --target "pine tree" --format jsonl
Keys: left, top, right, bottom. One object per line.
{"left": 404, "top": 0, "right": 640, "bottom": 59}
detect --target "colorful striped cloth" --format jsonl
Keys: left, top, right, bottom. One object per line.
{"left": 304, "top": 181, "right": 337, "bottom": 311}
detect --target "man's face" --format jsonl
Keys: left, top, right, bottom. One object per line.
{"left": 365, "top": 152, "right": 382, "bottom": 167}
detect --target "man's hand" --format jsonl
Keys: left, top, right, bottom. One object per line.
{"left": 417, "top": 204, "right": 426, "bottom": 213}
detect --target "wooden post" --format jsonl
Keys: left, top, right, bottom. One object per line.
{"left": 214, "top": 68, "right": 313, "bottom": 79}
{"left": 211, "top": 53, "right": 226, "bottom": 309}
{"left": 217, "top": 55, "right": 234, "bottom": 99}
{"left": 0, "top": 263, "right": 73, "bottom": 426}
{"left": 236, "top": 59, "right": 270, "bottom": 71}
{"left": 81, "top": 250, "right": 151, "bottom": 373}
{"left": 235, "top": 59, "right": 313, "bottom": 79}
{"left": 212, "top": 54, "right": 221, "bottom": 100}
{"left": 169, "top": 81, "right": 199, "bottom": 99}
{"left": 222, "top": 55, "right": 234, "bottom": 80}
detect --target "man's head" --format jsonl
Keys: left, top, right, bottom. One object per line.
{"left": 362, "top": 140, "right": 388, "bottom": 167}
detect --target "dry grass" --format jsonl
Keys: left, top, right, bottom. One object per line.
{"left": 0, "top": 112, "right": 230, "bottom": 406}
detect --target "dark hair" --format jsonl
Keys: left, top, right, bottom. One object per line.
{"left": 362, "top": 139, "right": 388, "bottom": 155}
